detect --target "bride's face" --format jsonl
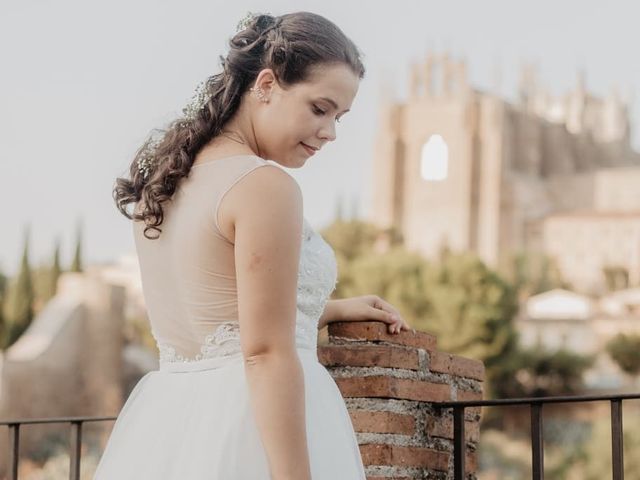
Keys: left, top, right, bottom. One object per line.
{"left": 252, "top": 63, "right": 360, "bottom": 168}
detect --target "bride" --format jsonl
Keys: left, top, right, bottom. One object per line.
{"left": 98, "top": 11, "right": 410, "bottom": 479}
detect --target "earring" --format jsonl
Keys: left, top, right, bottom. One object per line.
{"left": 250, "top": 86, "right": 269, "bottom": 103}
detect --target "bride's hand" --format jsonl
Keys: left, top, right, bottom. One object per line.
{"left": 333, "top": 295, "right": 414, "bottom": 335}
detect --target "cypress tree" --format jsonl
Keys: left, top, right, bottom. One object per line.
{"left": 50, "top": 238, "right": 61, "bottom": 295}
{"left": 4, "top": 228, "right": 35, "bottom": 347}
{"left": 70, "top": 220, "right": 83, "bottom": 273}
{"left": 334, "top": 193, "right": 345, "bottom": 222}
{"left": 0, "top": 266, "right": 7, "bottom": 347}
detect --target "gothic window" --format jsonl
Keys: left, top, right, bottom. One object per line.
{"left": 420, "top": 134, "right": 449, "bottom": 181}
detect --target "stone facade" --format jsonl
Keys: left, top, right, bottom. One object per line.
{"left": 370, "top": 52, "right": 640, "bottom": 289}
{"left": 542, "top": 211, "right": 640, "bottom": 293}
{"left": 0, "top": 270, "right": 125, "bottom": 475}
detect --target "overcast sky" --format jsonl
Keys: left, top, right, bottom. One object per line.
{"left": 1, "top": 0, "right": 638, "bottom": 276}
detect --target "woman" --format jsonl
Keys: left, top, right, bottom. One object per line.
{"left": 97, "top": 11, "right": 411, "bottom": 479}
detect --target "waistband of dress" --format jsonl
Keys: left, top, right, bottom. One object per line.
{"left": 159, "top": 345, "right": 318, "bottom": 373}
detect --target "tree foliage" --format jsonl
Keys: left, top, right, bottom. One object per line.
{"left": 606, "top": 333, "right": 640, "bottom": 376}
{"left": 321, "top": 218, "right": 595, "bottom": 399}
{"left": 322, "top": 219, "right": 518, "bottom": 365}
{"left": 490, "top": 347, "right": 594, "bottom": 398}
{"left": 70, "top": 220, "right": 83, "bottom": 273}
{"left": 507, "top": 250, "right": 569, "bottom": 300}
{"left": 3, "top": 228, "right": 35, "bottom": 347}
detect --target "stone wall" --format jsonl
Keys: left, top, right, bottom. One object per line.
{"left": 0, "top": 271, "right": 125, "bottom": 473}
{"left": 319, "top": 321, "right": 484, "bottom": 480}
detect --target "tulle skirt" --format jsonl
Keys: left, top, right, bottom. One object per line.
{"left": 93, "top": 346, "right": 367, "bottom": 479}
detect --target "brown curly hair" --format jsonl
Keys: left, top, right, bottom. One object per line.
{"left": 113, "top": 11, "right": 366, "bottom": 239}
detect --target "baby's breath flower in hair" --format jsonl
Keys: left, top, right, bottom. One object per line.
{"left": 236, "top": 11, "right": 259, "bottom": 32}
{"left": 180, "top": 11, "right": 273, "bottom": 123}
{"left": 136, "top": 134, "right": 162, "bottom": 180}
{"left": 181, "top": 78, "right": 210, "bottom": 120}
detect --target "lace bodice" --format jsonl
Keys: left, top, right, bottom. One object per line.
{"left": 155, "top": 218, "right": 338, "bottom": 364}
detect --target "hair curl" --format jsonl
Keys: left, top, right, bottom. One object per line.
{"left": 113, "top": 11, "right": 365, "bottom": 239}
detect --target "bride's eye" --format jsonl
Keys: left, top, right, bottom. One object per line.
{"left": 313, "top": 104, "right": 342, "bottom": 123}
{"left": 312, "top": 105, "right": 325, "bottom": 116}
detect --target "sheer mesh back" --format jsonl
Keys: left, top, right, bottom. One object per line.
{"left": 133, "top": 155, "right": 272, "bottom": 362}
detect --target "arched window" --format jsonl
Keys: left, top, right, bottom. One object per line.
{"left": 420, "top": 134, "right": 448, "bottom": 181}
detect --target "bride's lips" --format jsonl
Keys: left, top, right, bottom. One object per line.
{"left": 301, "top": 142, "right": 317, "bottom": 156}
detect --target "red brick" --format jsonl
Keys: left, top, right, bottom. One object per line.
{"left": 318, "top": 344, "right": 420, "bottom": 370}
{"left": 428, "top": 350, "right": 485, "bottom": 380}
{"left": 366, "top": 477, "right": 412, "bottom": 480}
{"left": 359, "top": 444, "right": 450, "bottom": 471}
{"left": 335, "top": 376, "right": 451, "bottom": 402}
{"left": 328, "top": 321, "right": 437, "bottom": 350}
{"left": 426, "top": 416, "right": 480, "bottom": 443}
{"left": 456, "top": 389, "right": 483, "bottom": 417}
{"left": 350, "top": 410, "right": 416, "bottom": 435}
{"left": 457, "top": 389, "right": 482, "bottom": 402}
{"left": 466, "top": 450, "right": 478, "bottom": 473}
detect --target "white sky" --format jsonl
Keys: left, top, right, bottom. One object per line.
{"left": 1, "top": 0, "right": 638, "bottom": 276}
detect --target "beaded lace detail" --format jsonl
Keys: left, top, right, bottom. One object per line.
{"left": 156, "top": 218, "right": 338, "bottom": 363}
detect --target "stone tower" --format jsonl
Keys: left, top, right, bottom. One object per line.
{"left": 370, "top": 52, "right": 640, "bottom": 272}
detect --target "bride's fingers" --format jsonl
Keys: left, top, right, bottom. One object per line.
{"left": 371, "top": 296, "right": 406, "bottom": 332}
{"left": 373, "top": 296, "right": 402, "bottom": 320}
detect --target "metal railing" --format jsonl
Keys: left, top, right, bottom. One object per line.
{"left": 2, "top": 415, "right": 117, "bottom": 480}
{"left": 6, "top": 392, "right": 640, "bottom": 479}
{"left": 437, "top": 392, "right": 640, "bottom": 480}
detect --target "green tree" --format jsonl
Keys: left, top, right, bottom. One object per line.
{"left": 70, "top": 220, "right": 83, "bottom": 272}
{"left": 320, "top": 219, "right": 596, "bottom": 399}
{"left": 50, "top": 238, "right": 62, "bottom": 295}
{"left": 333, "top": 193, "right": 345, "bottom": 222}
{"left": 0, "top": 266, "right": 7, "bottom": 347}
{"left": 606, "top": 333, "right": 640, "bottom": 376}
{"left": 490, "top": 347, "right": 594, "bottom": 398}
{"left": 339, "top": 246, "right": 431, "bottom": 321}
{"left": 507, "top": 250, "right": 569, "bottom": 300}
{"left": 321, "top": 219, "right": 380, "bottom": 263}
{"left": 32, "top": 239, "right": 63, "bottom": 312}
{"left": 3, "top": 228, "right": 35, "bottom": 347}
{"left": 418, "top": 252, "right": 519, "bottom": 366}
{"left": 322, "top": 219, "right": 519, "bottom": 367}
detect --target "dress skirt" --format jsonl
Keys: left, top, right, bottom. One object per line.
{"left": 93, "top": 346, "right": 367, "bottom": 479}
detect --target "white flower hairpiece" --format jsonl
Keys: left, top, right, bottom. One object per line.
{"left": 135, "top": 11, "right": 271, "bottom": 180}
{"left": 236, "top": 11, "right": 259, "bottom": 33}
{"left": 136, "top": 135, "right": 162, "bottom": 180}
{"left": 180, "top": 11, "right": 270, "bottom": 121}
{"left": 181, "top": 79, "right": 210, "bottom": 120}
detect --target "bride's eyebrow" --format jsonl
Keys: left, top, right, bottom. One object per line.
{"left": 317, "top": 96, "right": 350, "bottom": 113}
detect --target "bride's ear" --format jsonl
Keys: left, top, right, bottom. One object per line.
{"left": 252, "top": 68, "right": 278, "bottom": 101}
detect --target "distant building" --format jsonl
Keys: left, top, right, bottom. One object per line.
{"left": 543, "top": 210, "right": 640, "bottom": 294}
{"left": 518, "top": 288, "right": 596, "bottom": 354}
{"left": 370, "top": 52, "right": 640, "bottom": 294}
{"left": 517, "top": 287, "right": 640, "bottom": 389}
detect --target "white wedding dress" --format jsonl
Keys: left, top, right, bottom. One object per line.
{"left": 93, "top": 155, "right": 366, "bottom": 479}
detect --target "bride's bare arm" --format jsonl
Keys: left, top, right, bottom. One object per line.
{"left": 318, "top": 299, "right": 343, "bottom": 330}
{"left": 226, "top": 165, "right": 311, "bottom": 480}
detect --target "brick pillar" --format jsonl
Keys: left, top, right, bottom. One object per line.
{"left": 318, "top": 321, "right": 484, "bottom": 480}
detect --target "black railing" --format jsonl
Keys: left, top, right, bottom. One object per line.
{"left": 437, "top": 392, "right": 640, "bottom": 480}
{"left": 6, "top": 392, "right": 640, "bottom": 479}
{"left": 2, "top": 415, "right": 117, "bottom": 480}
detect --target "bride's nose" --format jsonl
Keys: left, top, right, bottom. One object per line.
{"left": 318, "top": 121, "right": 336, "bottom": 142}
